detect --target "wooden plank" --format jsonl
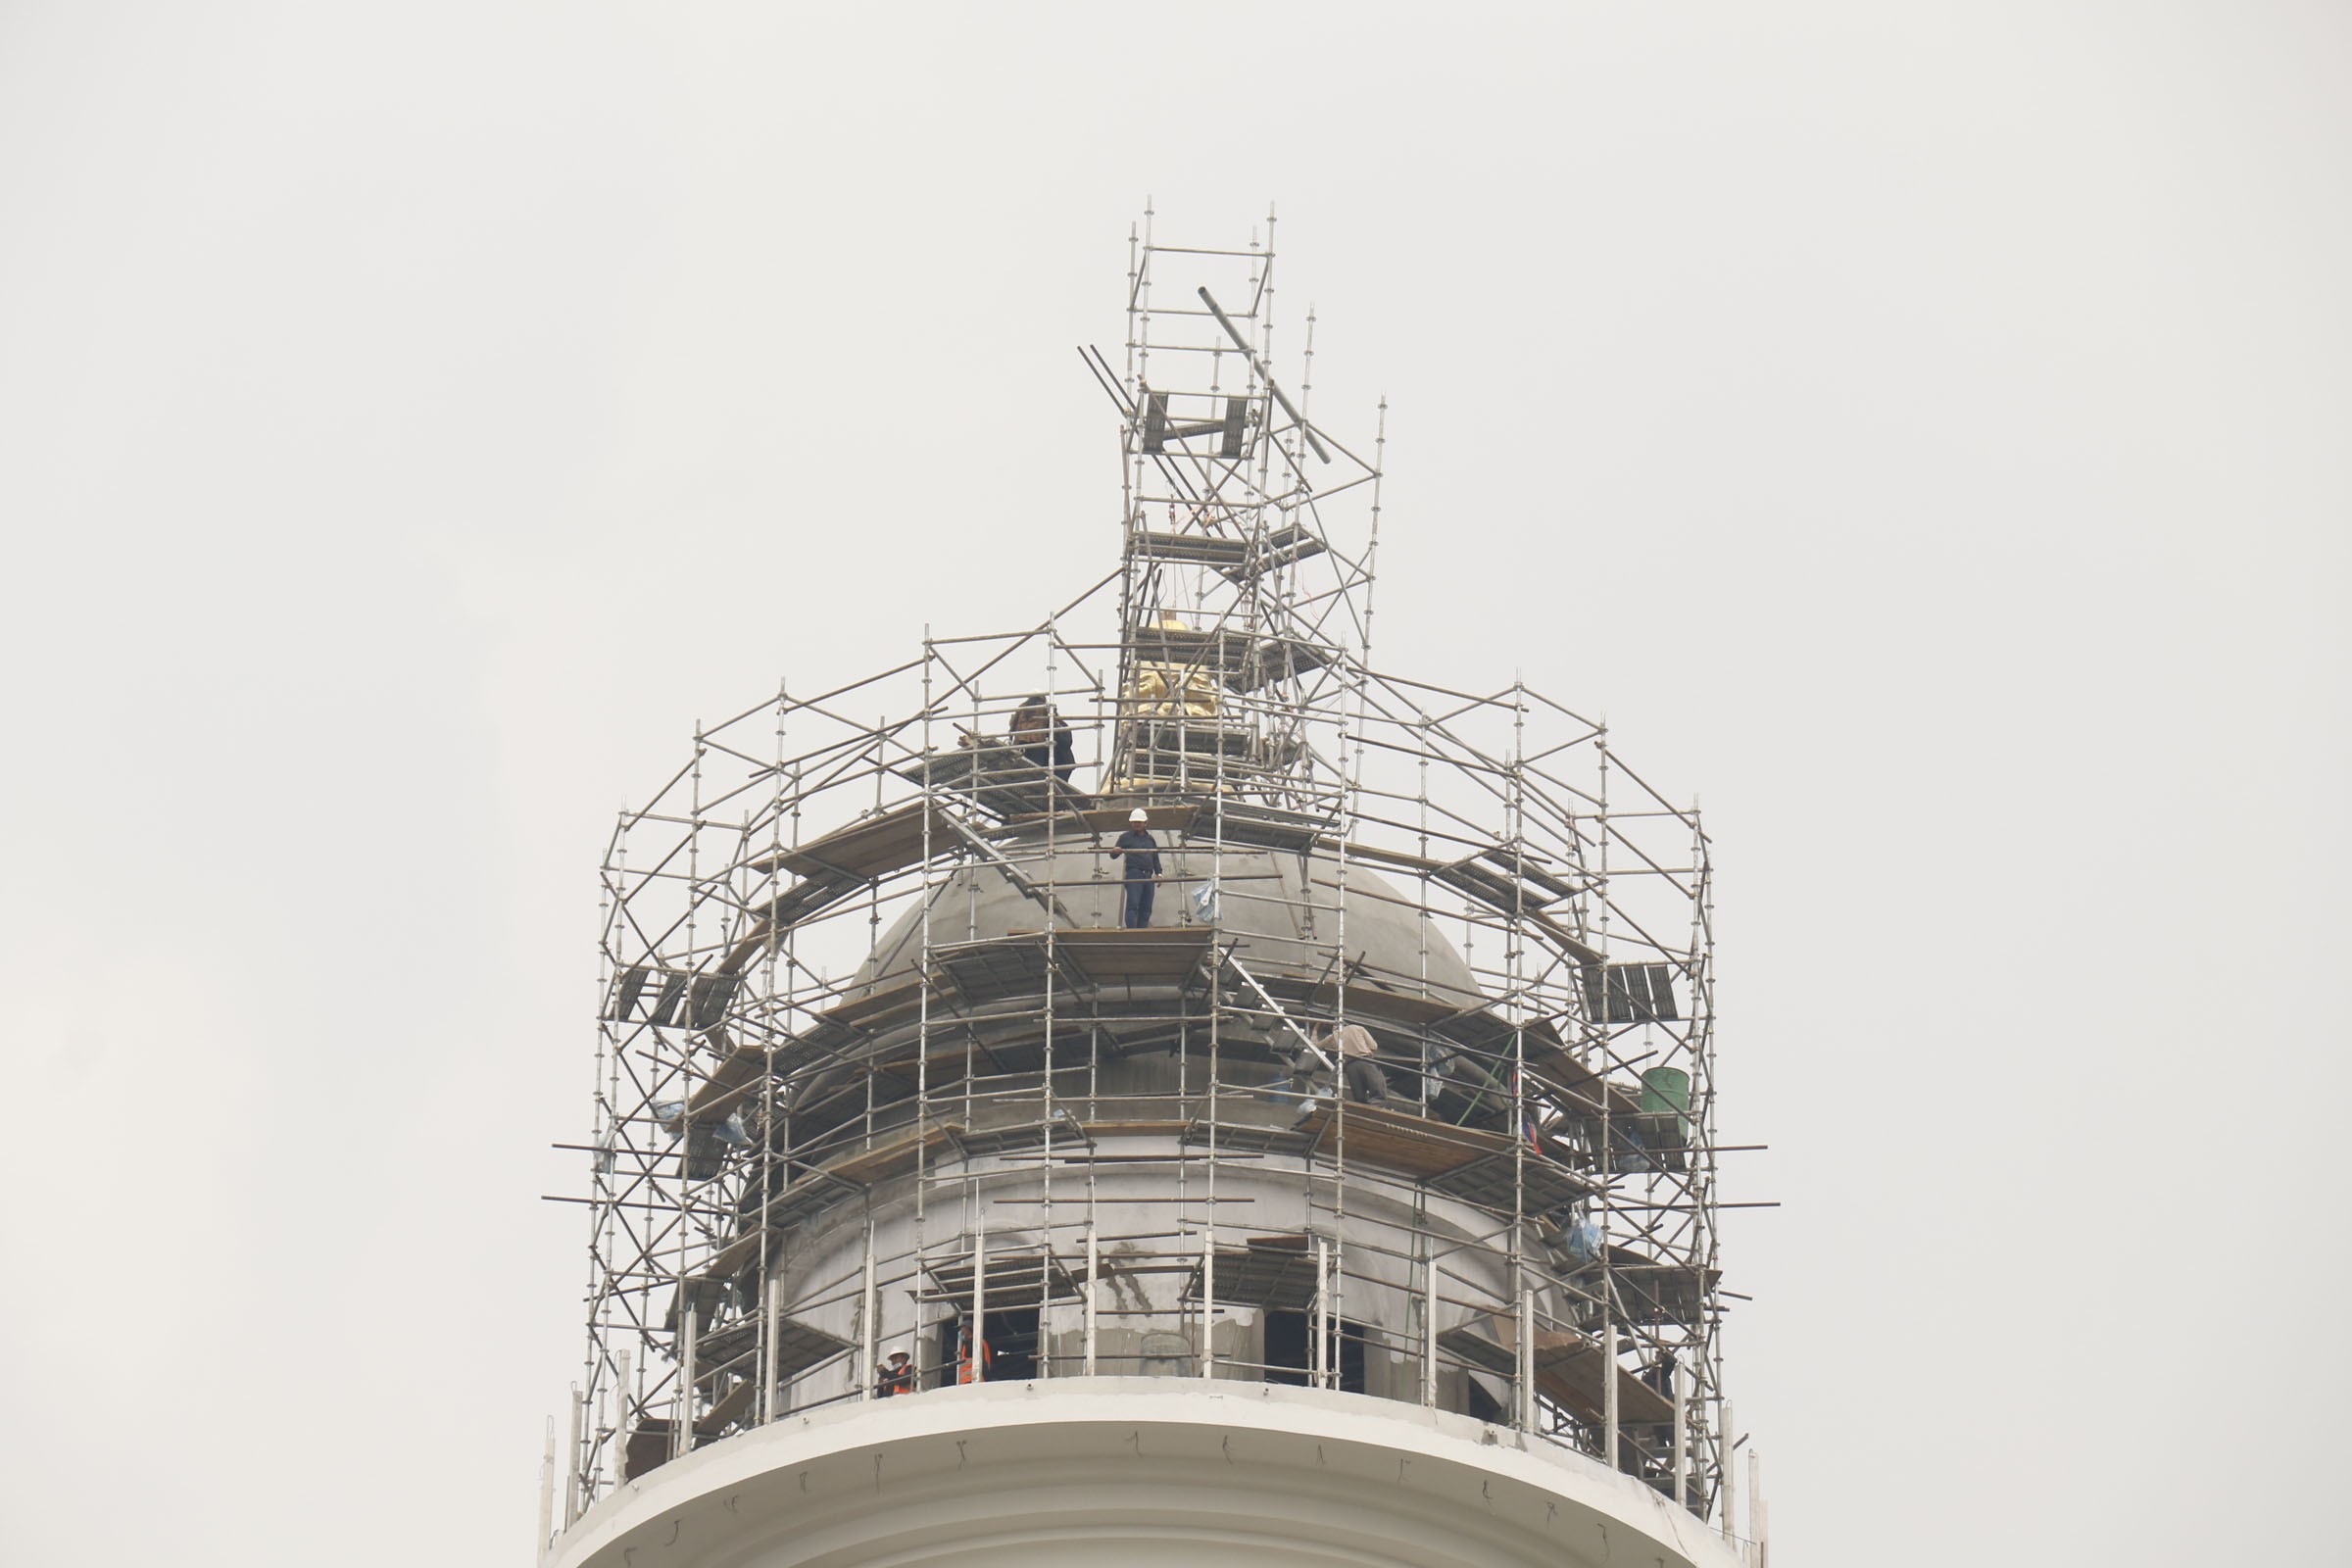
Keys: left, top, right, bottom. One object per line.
{"left": 829, "top": 1123, "right": 962, "bottom": 1185}
{"left": 1271, "top": 976, "right": 1565, "bottom": 1056}
{"left": 919, "top": 1252, "right": 1081, "bottom": 1306}
{"left": 698, "top": 1379, "right": 756, "bottom": 1434}
{"left": 1183, "top": 1116, "right": 1314, "bottom": 1155}
{"left": 706, "top": 1123, "right": 966, "bottom": 1283}
{"left": 1189, "top": 1236, "right": 1318, "bottom": 1311}
{"left": 1306, "top": 837, "right": 1605, "bottom": 966}
{"left": 772, "top": 1318, "right": 856, "bottom": 1381}
{"left": 1429, "top": 1152, "right": 1597, "bottom": 1214}
{"left": 1044, "top": 926, "right": 1215, "bottom": 983}
{"left": 1292, "top": 1102, "right": 1500, "bottom": 1179}
{"left": 1323, "top": 838, "right": 1446, "bottom": 876}
{"left": 1603, "top": 1246, "right": 1721, "bottom": 1325}
{"left": 1290, "top": 1102, "right": 1597, "bottom": 1215}
{"left": 1255, "top": 974, "right": 1638, "bottom": 1125}
{"left": 1130, "top": 528, "right": 1253, "bottom": 567}
{"left": 687, "top": 1028, "right": 843, "bottom": 1118}
{"left": 1076, "top": 1119, "right": 1194, "bottom": 1141}
{"left": 1478, "top": 846, "right": 1582, "bottom": 903}
{"left": 1129, "top": 524, "right": 1327, "bottom": 579}
{"left": 1442, "top": 1318, "right": 1676, "bottom": 1429}
{"left": 889, "top": 747, "right": 1060, "bottom": 822}
{"left": 621, "top": 1420, "right": 675, "bottom": 1481}
{"left": 1122, "top": 623, "right": 1337, "bottom": 693}
{"left": 933, "top": 935, "right": 1059, "bottom": 1003}
{"left": 1197, "top": 804, "right": 1335, "bottom": 852}
{"left": 696, "top": 1224, "right": 775, "bottom": 1287}
{"left": 747, "top": 802, "right": 959, "bottom": 880}
{"left": 827, "top": 976, "right": 925, "bottom": 1030}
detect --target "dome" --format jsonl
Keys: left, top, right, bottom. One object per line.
{"left": 853, "top": 826, "right": 1485, "bottom": 1012}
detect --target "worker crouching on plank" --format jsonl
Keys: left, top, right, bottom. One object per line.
{"left": 1288, "top": 1023, "right": 1391, "bottom": 1110}
{"left": 1108, "top": 808, "right": 1162, "bottom": 928}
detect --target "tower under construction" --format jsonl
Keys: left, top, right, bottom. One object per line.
{"left": 541, "top": 209, "right": 1767, "bottom": 1568}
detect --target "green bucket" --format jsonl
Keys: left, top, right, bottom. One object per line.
{"left": 1640, "top": 1067, "right": 1692, "bottom": 1149}
{"left": 1640, "top": 1067, "right": 1690, "bottom": 1116}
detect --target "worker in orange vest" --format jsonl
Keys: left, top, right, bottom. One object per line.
{"left": 956, "top": 1321, "right": 994, "bottom": 1384}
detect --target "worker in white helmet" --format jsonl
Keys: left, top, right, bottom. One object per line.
{"left": 1107, "top": 807, "right": 1162, "bottom": 928}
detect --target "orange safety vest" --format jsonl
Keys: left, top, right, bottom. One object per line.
{"left": 956, "top": 1334, "right": 994, "bottom": 1385}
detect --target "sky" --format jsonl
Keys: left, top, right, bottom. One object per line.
{"left": 1, "top": 3, "right": 2345, "bottom": 1563}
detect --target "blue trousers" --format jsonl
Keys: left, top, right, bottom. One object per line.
{"left": 1123, "top": 879, "right": 1155, "bottom": 929}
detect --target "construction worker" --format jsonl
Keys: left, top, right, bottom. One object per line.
{"left": 1326, "top": 1023, "right": 1391, "bottom": 1105}
{"left": 875, "top": 1347, "right": 915, "bottom": 1397}
{"left": 1108, "top": 808, "right": 1162, "bottom": 928}
{"left": 1010, "top": 696, "right": 1051, "bottom": 776}
{"left": 955, "top": 1321, "right": 994, "bottom": 1385}
{"left": 1009, "top": 696, "right": 1078, "bottom": 785}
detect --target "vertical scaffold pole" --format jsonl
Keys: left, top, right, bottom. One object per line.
{"left": 860, "top": 1225, "right": 878, "bottom": 1401}
{"left": 614, "top": 1347, "right": 632, "bottom": 1490}
{"left": 968, "top": 1211, "right": 987, "bottom": 1383}
{"left": 563, "top": 1388, "right": 581, "bottom": 1526}
{"left": 1749, "top": 1447, "right": 1767, "bottom": 1568}
{"left": 1721, "top": 1398, "right": 1738, "bottom": 1544}
{"left": 675, "top": 1305, "right": 697, "bottom": 1461}
{"left": 1199, "top": 1224, "right": 1215, "bottom": 1378}
{"left": 1084, "top": 1224, "right": 1100, "bottom": 1375}
{"left": 1421, "top": 1255, "right": 1439, "bottom": 1408}
{"left": 1603, "top": 1319, "right": 1620, "bottom": 1470}
{"left": 539, "top": 1414, "right": 558, "bottom": 1552}
{"left": 761, "top": 1269, "right": 782, "bottom": 1422}
{"left": 1516, "top": 1283, "right": 1536, "bottom": 1432}
{"left": 1673, "top": 1362, "right": 1688, "bottom": 1508}
{"left": 1312, "top": 1237, "right": 1330, "bottom": 1388}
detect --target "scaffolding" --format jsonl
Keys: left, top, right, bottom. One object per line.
{"left": 554, "top": 208, "right": 1740, "bottom": 1544}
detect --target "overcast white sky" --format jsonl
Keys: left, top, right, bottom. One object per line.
{"left": 2, "top": 4, "right": 2345, "bottom": 1563}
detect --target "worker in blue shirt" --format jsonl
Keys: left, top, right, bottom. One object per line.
{"left": 1108, "top": 808, "right": 1162, "bottom": 928}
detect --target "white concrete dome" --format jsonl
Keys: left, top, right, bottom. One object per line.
{"left": 855, "top": 830, "right": 1486, "bottom": 1010}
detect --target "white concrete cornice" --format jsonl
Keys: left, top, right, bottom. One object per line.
{"left": 551, "top": 1380, "right": 1743, "bottom": 1568}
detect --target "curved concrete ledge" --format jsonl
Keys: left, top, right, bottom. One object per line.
{"left": 551, "top": 1380, "right": 1741, "bottom": 1568}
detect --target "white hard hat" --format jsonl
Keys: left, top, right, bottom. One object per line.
{"left": 1128, "top": 808, "right": 1149, "bottom": 824}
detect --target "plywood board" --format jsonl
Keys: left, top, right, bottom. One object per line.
{"left": 1292, "top": 1102, "right": 1500, "bottom": 1179}
{"left": 1189, "top": 1237, "right": 1319, "bottom": 1311}
{"left": 1045, "top": 925, "right": 1215, "bottom": 983}
{"left": 1441, "top": 1318, "right": 1677, "bottom": 1429}
{"left": 749, "top": 802, "right": 959, "bottom": 880}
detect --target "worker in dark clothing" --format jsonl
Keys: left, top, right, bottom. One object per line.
{"left": 1010, "top": 696, "right": 1079, "bottom": 786}
{"left": 1108, "top": 808, "right": 1161, "bottom": 928}
{"left": 1010, "top": 696, "right": 1052, "bottom": 777}
{"left": 875, "top": 1348, "right": 915, "bottom": 1397}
